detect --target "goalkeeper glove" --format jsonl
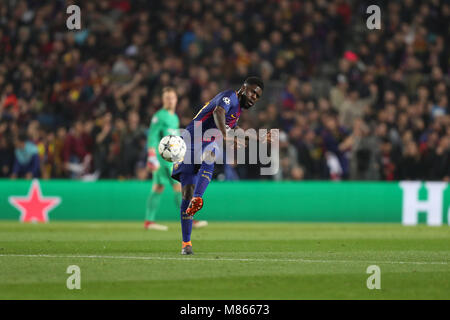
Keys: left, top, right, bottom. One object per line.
{"left": 147, "top": 149, "right": 160, "bottom": 171}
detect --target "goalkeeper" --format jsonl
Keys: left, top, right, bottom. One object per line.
{"left": 146, "top": 87, "right": 208, "bottom": 230}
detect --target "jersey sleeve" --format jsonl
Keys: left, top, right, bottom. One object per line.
{"left": 215, "top": 93, "right": 233, "bottom": 114}
{"left": 147, "top": 114, "right": 163, "bottom": 149}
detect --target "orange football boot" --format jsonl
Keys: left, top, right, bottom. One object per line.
{"left": 186, "top": 197, "right": 203, "bottom": 216}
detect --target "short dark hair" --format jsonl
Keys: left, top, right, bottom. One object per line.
{"left": 244, "top": 76, "right": 264, "bottom": 90}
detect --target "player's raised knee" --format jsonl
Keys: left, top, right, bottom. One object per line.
{"left": 182, "top": 185, "right": 195, "bottom": 200}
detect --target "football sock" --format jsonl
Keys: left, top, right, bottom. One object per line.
{"left": 180, "top": 198, "right": 192, "bottom": 242}
{"left": 193, "top": 162, "right": 214, "bottom": 198}
{"left": 182, "top": 241, "right": 192, "bottom": 248}
{"left": 145, "top": 190, "right": 162, "bottom": 222}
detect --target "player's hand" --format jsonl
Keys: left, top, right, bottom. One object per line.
{"left": 223, "top": 135, "right": 246, "bottom": 149}
{"left": 260, "top": 129, "right": 278, "bottom": 144}
{"left": 147, "top": 149, "right": 160, "bottom": 171}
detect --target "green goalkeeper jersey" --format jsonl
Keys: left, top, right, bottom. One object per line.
{"left": 147, "top": 108, "right": 180, "bottom": 162}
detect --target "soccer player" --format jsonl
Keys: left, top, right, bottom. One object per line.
{"left": 146, "top": 87, "right": 208, "bottom": 231}
{"left": 172, "top": 77, "right": 268, "bottom": 254}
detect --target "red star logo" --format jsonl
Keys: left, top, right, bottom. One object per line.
{"left": 9, "top": 179, "right": 61, "bottom": 223}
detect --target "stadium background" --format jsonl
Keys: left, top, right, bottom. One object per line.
{"left": 1, "top": 0, "right": 450, "bottom": 302}
{"left": 1, "top": 0, "right": 449, "bottom": 182}
{"left": 0, "top": 0, "right": 449, "bottom": 224}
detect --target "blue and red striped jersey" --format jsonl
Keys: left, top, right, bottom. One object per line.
{"left": 184, "top": 90, "right": 241, "bottom": 142}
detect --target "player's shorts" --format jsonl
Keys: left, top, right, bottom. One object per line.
{"left": 153, "top": 162, "right": 178, "bottom": 186}
{"left": 171, "top": 140, "right": 221, "bottom": 183}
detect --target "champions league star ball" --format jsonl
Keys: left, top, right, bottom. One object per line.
{"left": 158, "top": 135, "right": 187, "bottom": 162}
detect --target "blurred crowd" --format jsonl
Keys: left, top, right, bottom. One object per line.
{"left": 0, "top": 0, "right": 449, "bottom": 181}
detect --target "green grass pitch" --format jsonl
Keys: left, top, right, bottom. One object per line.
{"left": 0, "top": 221, "right": 449, "bottom": 299}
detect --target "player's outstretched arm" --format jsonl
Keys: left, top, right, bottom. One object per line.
{"left": 213, "top": 106, "right": 245, "bottom": 148}
{"left": 213, "top": 106, "right": 228, "bottom": 138}
{"left": 234, "top": 125, "right": 277, "bottom": 144}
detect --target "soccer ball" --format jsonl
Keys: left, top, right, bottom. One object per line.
{"left": 158, "top": 135, "right": 186, "bottom": 162}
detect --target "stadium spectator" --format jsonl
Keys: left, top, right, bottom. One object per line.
{"left": 0, "top": 121, "right": 14, "bottom": 177}
{"left": 348, "top": 119, "right": 380, "bottom": 180}
{"left": 0, "top": 0, "right": 448, "bottom": 182}
{"left": 11, "top": 132, "right": 40, "bottom": 179}
{"left": 399, "top": 140, "right": 424, "bottom": 180}
{"left": 119, "top": 110, "right": 147, "bottom": 178}
{"left": 63, "top": 120, "right": 93, "bottom": 178}
{"left": 274, "top": 131, "right": 299, "bottom": 180}
{"left": 91, "top": 112, "right": 116, "bottom": 178}
{"left": 320, "top": 114, "right": 350, "bottom": 179}
{"left": 295, "top": 129, "right": 328, "bottom": 179}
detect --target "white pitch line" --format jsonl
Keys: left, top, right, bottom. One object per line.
{"left": 0, "top": 254, "right": 448, "bottom": 266}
